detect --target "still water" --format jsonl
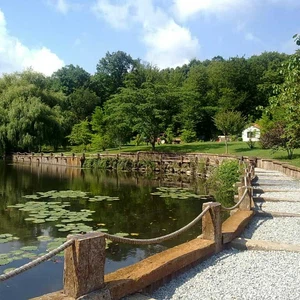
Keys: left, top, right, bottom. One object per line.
{"left": 0, "top": 162, "right": 215, "bottom": 300}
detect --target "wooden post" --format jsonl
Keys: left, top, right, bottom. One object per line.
{"left": 238, "top": 186, "right": 252, "bottom": 211}
{"left": 64, "top": 232, "right": 106, "bottom": 298}
{"left": 202, "top": 202, "right": 222, "bottom": 253}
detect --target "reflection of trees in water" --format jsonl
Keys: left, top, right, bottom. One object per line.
{"left": 0, "top": 209, "right": 43, "bottom": 243}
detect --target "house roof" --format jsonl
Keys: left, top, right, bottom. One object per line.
{"left": 244, "top": 124, "right": 261, "bottom": 130}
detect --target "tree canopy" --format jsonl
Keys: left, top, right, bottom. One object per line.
{"left": 0, "top": 48, "right": 298, "bottom": 155}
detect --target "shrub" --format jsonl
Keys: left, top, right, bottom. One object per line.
{"left": 181, "top": 129, "right": 197, "bottom": 143}
{"left": 208, "top": 160, "right": 241, "bottom": 205}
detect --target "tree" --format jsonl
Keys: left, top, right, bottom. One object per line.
{"left": 214, "top": 110, "right": 245, "bottom": 153}
{"left": 51, "top": 64, "right": 90, "bottom": 96}
{"left": 0, "top": 70, "right": 64, "bottom": 153}
{"left": 105, "top": 79, "right": 176, "bottom": 150}
{"left": 260, "top": 122, "right": 294, "bottom": 158}
{"left": 65, "top": 88, "right": 100, "bottom": 122}
{"left": 264, "top": 53, "right": 300, "bottom": 158}
{"left": 68, "top": 120, "right": 92, "bottom": 151}
{"left": 96, "top": 51, "right": 137, "bottom": 94}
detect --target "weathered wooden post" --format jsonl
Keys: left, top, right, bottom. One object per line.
{"left": 238, "top": 186, "right": 252, "bottom": 210}
{"left": 202, "top": 202, "right": 222, "bottom": 253}
{"left": 64, "top": 232, "right": 106, "bottom": 298}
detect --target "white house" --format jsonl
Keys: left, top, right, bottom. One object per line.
{"left": 242, "top": 124, "right": 261, "bottom": 142}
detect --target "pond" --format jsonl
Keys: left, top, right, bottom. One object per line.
{"left": 0, "top": 161, "right": 218, "bottom": 300}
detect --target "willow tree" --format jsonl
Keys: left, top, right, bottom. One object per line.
{"left": 0, "top": 70, "right": 64, "bottom": 153}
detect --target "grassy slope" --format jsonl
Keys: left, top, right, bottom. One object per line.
{"left": 68, "top": 141, "right": 300, "bottom": 168}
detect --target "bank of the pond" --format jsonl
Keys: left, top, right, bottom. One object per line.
{"left": 65, "top": 141, "right": 300, "bottom": 168}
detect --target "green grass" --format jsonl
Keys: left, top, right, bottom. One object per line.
{"left": 55, "top": 141, "right": 300, "bottom": 168}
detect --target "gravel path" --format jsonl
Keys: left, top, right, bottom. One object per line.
{"left": 255, "top": 201, "right": 300, "bottom": 213}
{"left": 254, "top": 191, "right": 300, "bottom": 201}
{"left": 152, "top": 249, "right": 300, "bottom": 300}
{"left": 149, "top": 167, "right": 300, "bottom": 300}
{"left": 241, "top": 216, "right": 300, "bottom": 244}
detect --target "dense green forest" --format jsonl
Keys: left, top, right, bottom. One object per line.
{"left": 0, "top": 45, "right": 299, "bottom": 156}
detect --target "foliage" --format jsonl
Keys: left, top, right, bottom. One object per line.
{"left": 259, "top": 122, "right": 294, "bottom": 158}
{"left": 0, "top": 70, "right": 64, "bottom": 153}
{"left": 293, "top": 34, "right": 300, "bottom": 46}
{"left": 51, "top": 64, "right": 90, "bottom": 96}
{"left": 105, "top": 69, "right": 177, "bottom": 150}
{"left": 165, "top": 126, "right": 174, "bottom": 144}
{"left": 262, "top": 53, "right": 300, "bottom": 158}
{"left": 208, "top": 160, "right": 241, "bottom": 204}
{"left": 213, "top": 110, "right": 245, "bottom": 153}
{"left": 91, "top": 134, "right": 112, "bottom": 151}
{"left": 181, "top": 129, "right": 197, "bottom": 143}
{"left": 68, "top": 120, "right": 92, "bottom": 150}
{"left": 0, "top": 50, "right": 297, "bottom": 156}
{"left": 96, "top": 51, "right": 137, "bottom": 94}
{"left": 246, "top": 139, "right": 256, "bottom": 149}
{"left": 64, "top": 88, "right": 100, "bottom": 122}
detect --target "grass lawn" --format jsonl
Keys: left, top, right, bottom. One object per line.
{"left": 62, "top": 141, "right": 300, "bottom": 168}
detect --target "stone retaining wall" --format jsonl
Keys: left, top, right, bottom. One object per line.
{"left": 256, "top": 158, "right": 300, "bottom": 179}
{"left": 11, "top": 153, "right": 83, "bottom": 167}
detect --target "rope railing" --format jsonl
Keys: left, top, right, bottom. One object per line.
{"left": 221, "top": 188, "right": 248, "bottom": 211}
{"left": 103, "top": 205, "right": 211, "bottom": 245}
{"left": 0, "top": 206, "right": 212, "bottom": 282}
{"left": 0, "top": 238, "right": 75, "bottom": 282}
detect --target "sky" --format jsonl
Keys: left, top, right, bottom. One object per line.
{"left": 0, "top": 0, "right": 299, "bottom": 76}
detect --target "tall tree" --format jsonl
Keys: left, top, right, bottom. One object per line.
{"left": 51, "top": 64, "right": 90, "bottom": 95}
{"left": 264, "top": 53, "right": 300, "bottom": 158}
{"left": 0, "top": 70, "right": 64, "bottom": 153}
{"left": 96, "top": 51, "right": 137, "bottom": 94}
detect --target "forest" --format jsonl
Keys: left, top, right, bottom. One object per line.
{"left": 0, "top": 43, "right": 299, "bottom": 156}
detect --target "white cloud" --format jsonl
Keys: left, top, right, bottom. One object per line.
{"left": 173, "top": 0, "right": 300, "bottom": 21}
{"left": 47, "top": 0, "right": 70, "bottom": 14}
{"left": 92, "top": 0, "right": 132, "bottom": 29}
{"left": 92, "top": 0, "right": 200, "bottom": 68}
{"left": 173, "top": 0, "right": 248, "bottom": 21}
{"left": 46, "top": 0, "right": 83, "bottom": 14}
{"left": 0, "top": 9, "right": 64, "bottom": 76}
{"left": 144, "top": 20, "right": 199, "bottom": 68}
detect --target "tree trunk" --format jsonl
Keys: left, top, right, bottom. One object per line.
{"left": 225, "top": 135, "right": 228, "bottom": 154}
{"left": 150, "top": 141, "right": 156, "bottom": 151}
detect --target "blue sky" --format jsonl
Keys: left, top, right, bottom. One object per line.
{"left": 0, "top": 0, "right": 299, "bottom": 76}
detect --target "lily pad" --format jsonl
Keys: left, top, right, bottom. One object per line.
{"left": 20, "top": 246, "right": 38, "bottom": 251}
{"left": 37, "top": 236, "right": 52, "bottom": 242}
{"left": 33, "top": 219, "right": 46, "bottom": 224}
{"left": 0, "top": 258, "right": 13, "bottom": 266}
{"left": 114, "top": 232, "right": 129, "bottom": 237}
{"left": 22, "top": 253, "right": 36, "bottom": 259}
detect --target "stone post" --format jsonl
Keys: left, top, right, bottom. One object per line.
{"left": 64, "top": 232, "right": 106, "bottom": 298}
{"left": 202, "top": 202, "right": 222, "bottom": 253}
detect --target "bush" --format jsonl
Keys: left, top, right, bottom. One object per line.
{"left": 208, "top": 160, "right": 241, "bottom": 205}
{"left": 91, "top": 134, "right": 113, "bottom": 151}
{"left": 181, "top": 129, "right": 197, "bottom": 143}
